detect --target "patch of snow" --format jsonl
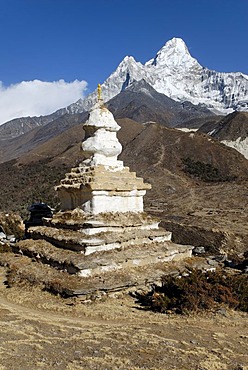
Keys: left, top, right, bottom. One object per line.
{"left": 221, "top": 137, "right": 248, "bottom": 159}
{"left": 208, "top": 129, "right": 217, "bottom": 135}
{"left": 176, "top": 128, "right": 198, "bottom": 132}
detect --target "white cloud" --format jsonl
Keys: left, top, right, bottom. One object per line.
{"left": 0, "top": 79, "right": 88, "bottom": 125}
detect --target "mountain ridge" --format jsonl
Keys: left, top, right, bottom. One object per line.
{"left": 1, "top": 37, "right": 247, "bottom": 141}
{"left": 0, "top": 79, "right": 221, "bottom": 164}
{"left": 0, "top": 79, "right": 217, "bottom": 143}
{"left": 106, "top": 79, "right": 216, "bottom": 127}
{"left": 62, "top": 37, "right": 248, "bottom": 115}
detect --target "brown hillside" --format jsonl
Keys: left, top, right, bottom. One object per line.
{"left": 120, "top": 123, "right": 248, "bottom": 180}
{"left": 0, "top": 113, "right": 86, "bottom": 164}
{"left": 119, "top": 123, "right": 248, "bottom": 253}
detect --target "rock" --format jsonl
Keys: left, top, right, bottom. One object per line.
{"left": 215, "top": 307, "right": 227, "bottom": 316}
{"left": 193, "top": 246, "right": 205, "bottom": 254}
{"left": 0, "top": 231, "right": 6, "bottom": 240}
{"left": 224, "top": 260, "right": 236, "bottom": 268}
{"left": 207, "top": 258, "right": 219, "bottom": 267}
{"left": 6, "top": 235, "right": 16, "bottom": 243}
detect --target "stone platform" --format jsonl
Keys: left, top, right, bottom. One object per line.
{"left": 0, "top": 249, "right": 193, "bottom": 298}
{"left": 23, "top": 209, "right": 192, "bottom": 278}
{"left": 29, "top": 210, "right": 171, "bottom": 254}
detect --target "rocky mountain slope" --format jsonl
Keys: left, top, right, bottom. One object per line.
{"left": 0, "top": 112, "right": 87, "bottom": 163}
{"left": 198, "top": 111, "right": 248, "bottom": 159}
{"left": 0, "top": 109, "right": 66, "bottom": 141}
{"left": 64, "top": 37, "right": 248, "bottom": 115}
{"left": 106, "top": 79, "right": 216, "bottom": 128}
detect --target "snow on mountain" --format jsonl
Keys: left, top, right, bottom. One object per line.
{"left": 65, "top": 56, "right": 146, "bottom": 114}
{"left": 63, "top": 37, "right": 248, "bottom": 115}
{"left": 221, "top": 137, "right": 248, "bottom": 160}
{"left": 106, "top": 79, "right": 215, "bottom": 128}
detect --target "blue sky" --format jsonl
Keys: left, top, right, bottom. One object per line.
{"left": 0, "top": 0, "right": 247, "bottom": 123}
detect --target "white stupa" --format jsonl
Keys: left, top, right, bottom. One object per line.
{"left": 56, "top": 84, "right": 151, "bottom": 214}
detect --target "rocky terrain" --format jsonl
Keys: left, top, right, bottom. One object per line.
{"left": 106, "top": 79, "right": 217, "bottom": 128}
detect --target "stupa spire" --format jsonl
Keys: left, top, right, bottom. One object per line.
{"left": 97, "top": 83, "right": 102, "bottom": 102}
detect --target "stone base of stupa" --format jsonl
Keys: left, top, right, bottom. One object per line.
{"left": 1, "top": 203, "right": 193, "bottom": 298}
{"left": 0, "top": 242, "right": 193, "bottom": 298}
{"left": 13, "top": 208, "right": 193, "bottom": 288}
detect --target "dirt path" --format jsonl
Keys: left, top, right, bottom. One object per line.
{"left": 0, "top": 267, "right": 247, "bottom": 370}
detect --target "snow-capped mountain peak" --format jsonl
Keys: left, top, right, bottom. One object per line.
{"left": 115, "top": 55, "right": 144, "bottom": 80}
{"left": 63, "top": 37, "right": 248, "bottom": 115}
{"left": 145, "top": 37, "right": 201, "bottom": 71}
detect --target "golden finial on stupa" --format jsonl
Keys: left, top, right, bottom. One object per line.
{"left": 97, "top": 83, "right": 102, "bottom": 101}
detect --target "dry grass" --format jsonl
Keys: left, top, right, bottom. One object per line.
{"left": 0, "top": 266, "right": 247, "bottom": 370}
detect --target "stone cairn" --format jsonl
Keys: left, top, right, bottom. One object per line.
{"left": 8, "top": 86, "right": 193, "bottom": 297}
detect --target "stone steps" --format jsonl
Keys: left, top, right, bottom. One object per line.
{"left": 28, "top": 225, "right": 172, "bottom": 254}
{"left": 13, "top": 238, "right": 192, "bottom": 278}
{"left": 56, "top": 156, "right": 151, "bottom": 211}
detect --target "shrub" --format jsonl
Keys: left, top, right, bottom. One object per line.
{"left": 182, "top": 157, "right": 236, "bottom": 182}
{"left": 135, "top": 269, "right": 248, "bottom": 314}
